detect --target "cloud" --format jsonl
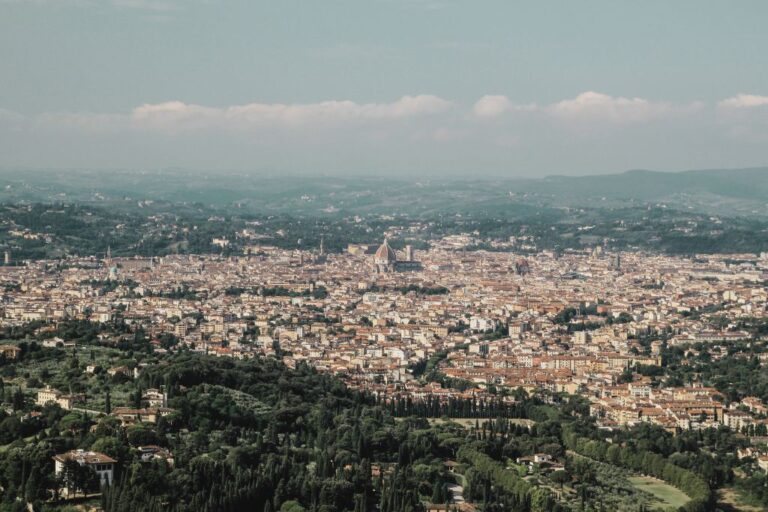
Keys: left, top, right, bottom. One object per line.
{"left": 716, "top": 94, "right": 768, "bottom": 143}
{"left": 0, "top": 92, "right": 725, "bottom": 149}
{"left": 2, "top": 91, "right": 767, "bottom": 174}
{"left": 131, "top": 101, "right": 220, "bottom": 129}
{"left": 472, "top": 95, "right": 537, "bottom": 119}
{"left": 131, "top": 95, "right": 453, "bottom": 130}
{"left": 718, "top": 94, "right": 768, "bottom": 109}
{"left": 545, "top": 91, "right": 678, "bottom": 123}
{"left": 0, "top": 95, "right": 455, "bottom": 136}
{"left": 471, "top": 92, "right": 699, "bottom": 124}
{"left": 473, "top": 95, "right": 513, "bottom": 118}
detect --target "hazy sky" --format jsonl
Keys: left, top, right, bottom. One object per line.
{"left": 2, "top": 0, "right": 768, "bottom": 176}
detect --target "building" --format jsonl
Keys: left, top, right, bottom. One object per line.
{"left": 374, "top": 239, "right": 398, "bottom": 272}
{"left": 107, "top": 366, "right": 132, "bottom": 378}
{"left": 514, "top": 258, "right": 530, "bottom": 276}
{"left": 142, "top": 388, "right": 167, "bottom": 408}
{"left": 611, "top": 253, "right": 621, "bottom": 270}
{"left": 469, "top": 316, "right": 498, "bottom": 332}
{"left": 373, "top": 239, "right": 422, "bottom": 273}
{"left": 137, "top": 445, "right": 174, "bottom": 466}
{"left": 36, "top": 386, "right": 84, "bottom": 410}
{"left": 723, "top": 409, "right": 754, "bottom": 432}
{"left": 111, "top": 406, "right": 175, "bottom": 425}
{"left": 425, "top": 505, "right": 477, "bottom": 512}
{"left": 53, "top": 449, "right": 117, "bottom": 490}
{"left": 347, "top": 244, "right": 376, "bottom": 255}
{"left": 0, "top": 344, "right": 21, "bottom": 360}
{"left": 36, "top": 387, "right": 61, "bottom": 407}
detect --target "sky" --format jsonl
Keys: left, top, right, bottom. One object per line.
{"left": 1, "top": 0, "right": 768, "bottom": 177}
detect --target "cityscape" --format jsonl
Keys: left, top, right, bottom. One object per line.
{"left": 3, "top": 1, "right": 768, "bottom": 511}
{"left": 1, "top": 221, "right": 768, "bottom": 511}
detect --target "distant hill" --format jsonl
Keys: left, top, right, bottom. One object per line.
{"left": 1, "top": 167, "right": 767, "bottom": 217}
{"left": 522, "top": 167, "right": 768, "bottom": 201}
{"left": 505, "top": 167, "right": 768, "bottom": 217}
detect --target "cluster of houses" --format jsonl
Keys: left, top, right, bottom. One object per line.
{"left": 0, "top": 241, "right": 767, "bottom": 496}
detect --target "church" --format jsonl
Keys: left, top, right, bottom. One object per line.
{"left": 373, "top": 239, "right": 421, "bottom": 273}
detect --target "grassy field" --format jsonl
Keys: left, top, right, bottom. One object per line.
{"left": 424, "top": 417, "right": 535, "bottom": 428}
{"left": 628, "top": 476, "right": 690, "bottom": 509}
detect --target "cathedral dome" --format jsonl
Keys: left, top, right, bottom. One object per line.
{"left": 374, "top": 239, "right": 397, "bottom": 264}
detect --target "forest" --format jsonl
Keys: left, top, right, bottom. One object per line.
{"left": 1, "top": 341, "right": 760, "bottom": 512}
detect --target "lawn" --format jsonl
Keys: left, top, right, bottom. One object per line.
{"left": 425, "top": 417, "right": 535, "bottom": 428}
{"left": 628, "top": 476, "right": 690, "bottom": 509}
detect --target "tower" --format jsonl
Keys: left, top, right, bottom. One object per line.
{"left": 319, "top": 235, "right": 325, "bottom": 256}
{"left": 405, "top": 245, "right": 413, "bottom": 262}
{"left": 611, "top": 253, "right": 621, "bottom": 271}
{"left": 3, "top": 251, "right": 9, "bottom": 266}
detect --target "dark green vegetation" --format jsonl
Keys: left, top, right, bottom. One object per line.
{"left": 660, "top": 337, "right": 768, "bottom": 404}
{"left": 562, "top": 426, "right": 711, "bottom": 509}
{"left": 2, "top": 200, "right": 767, "bottom": 262}
{"left": 606, "top": 335, "right": 768, "bottom": 509}
{"left": 225, "top": 286, "right": 328, "bottom": 300}
{"left": 3, "top": 168, "right": 768, "bottom": 218}
{"left": 1, "top": 332, "right": 763, "bottom": 512}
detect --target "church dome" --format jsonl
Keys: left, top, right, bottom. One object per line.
{"left": 374, "top": 239, "right": 397, "bottom": 263}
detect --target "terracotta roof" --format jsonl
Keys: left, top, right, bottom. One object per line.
{"left": 54, "top": 449, "right": 117, "bottom": 465}
{"left": 375, "top": 240, "right": 397, "bottom": 263}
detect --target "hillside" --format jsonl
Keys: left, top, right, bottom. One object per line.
{"left": 1, "top": 167, "right": 767, "bottom": 218}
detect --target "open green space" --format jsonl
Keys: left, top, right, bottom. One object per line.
{"left": 629, "top": 476, "right": 691, "bottom": 509}
{"left": 424, "top": 417, "right": 535, "bottom": 428}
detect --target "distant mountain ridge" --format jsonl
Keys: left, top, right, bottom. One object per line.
{"left": 527, "top": 167, "right": 768, "bottom": 202}
{"left": 0, "top": 166, "right": 767, "bottom": 217}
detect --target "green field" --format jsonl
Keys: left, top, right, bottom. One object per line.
{"left": 424, "top": 417, "right": 535, "bottom": 428}
{"left": 628, "top": 476, "right": 690, "bottom": 509}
